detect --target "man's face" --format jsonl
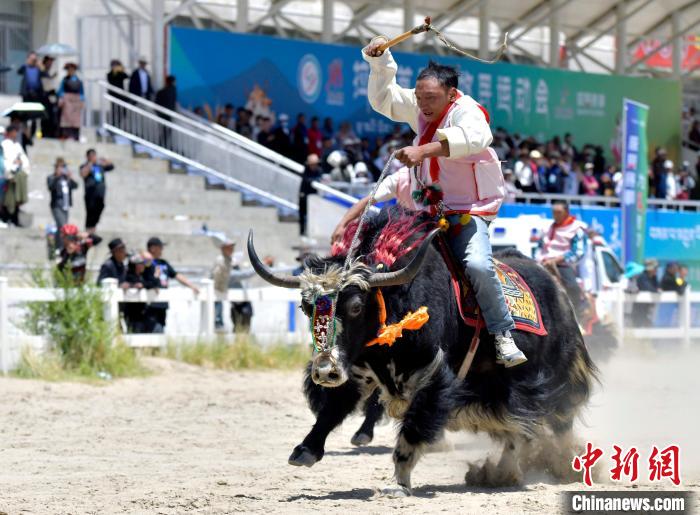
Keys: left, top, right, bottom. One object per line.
{"left": 667, "top": 264, "right": 678, "bottom": 276}
{"left": 6, "top": 130, "right": 17, "bottom": 142}
{"left": 149, "top": 245, "right": 163, "bottom": 259}
{"left": 27, "top": 53, "right": 37, "bottom": 66}
{"left": 222, "top": 244, "right": 234, "bottom": 258}
{"left": 113, "top": 246, "right": 127, "bottom": 262}
{"left": 552, "top": 205, "right": 568, "bottom": 224}
{"left": 415, "top": 77, "right": 454, "bottom": 123}
{"left": 87, "top": 152, "right": 97, "bottom": 163}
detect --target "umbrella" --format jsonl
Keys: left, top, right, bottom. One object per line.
{"left": 35, "top": 43, "right": 78, "bottom": 57}
{"left": 2, "top": 102, "right": 46, "bottom": 120}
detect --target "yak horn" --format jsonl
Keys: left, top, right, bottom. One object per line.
{"left": 367, "top": 228, "right": 440, "bottom": 288}
{"left": 247, "top": 231, "right": 302, "bottom": 289}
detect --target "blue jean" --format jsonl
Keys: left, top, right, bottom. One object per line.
{"left": 447, "top": 214, "right": 515, "bottom": 334}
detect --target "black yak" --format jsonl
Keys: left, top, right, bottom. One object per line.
{"left": 248, "top": 208, "right": 597, "bottom": 497}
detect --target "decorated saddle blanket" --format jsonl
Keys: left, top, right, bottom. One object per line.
{"left": 436, "top": 236, "right": 547, "bottom": 336}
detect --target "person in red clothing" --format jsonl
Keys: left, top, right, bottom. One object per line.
{"left": 307, "top": 116, "right": 323, "bottom": 158}
{"left": 55, "top": 224, "right": 102, "bottom": 284}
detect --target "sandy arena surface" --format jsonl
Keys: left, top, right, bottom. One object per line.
{"left": 1, "top": 346, "right": 699, "bottom": 514}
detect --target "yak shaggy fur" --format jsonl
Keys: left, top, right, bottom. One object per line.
{"left": 289, "top": 206, "right": 598, "bottom": 494}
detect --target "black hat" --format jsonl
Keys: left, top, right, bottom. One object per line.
{"left": 108, "top": 238, "right": 125, "bottom": 252}
{"left": 147, "top": 236, "right": 166, "bottom": 248}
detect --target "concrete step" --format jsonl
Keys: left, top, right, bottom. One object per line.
{"left": 28, "top": 155, "right": 171, "bottom": 174}
{"left": 29, "top": 139, "right": 134, "bottom": 159}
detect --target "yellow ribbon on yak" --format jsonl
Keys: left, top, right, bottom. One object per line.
{"left": 366, "top": 289, "right": 429, "bottom": 347}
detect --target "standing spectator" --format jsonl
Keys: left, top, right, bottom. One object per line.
{"left": 40, "top": 55, "right": 58, "bottom": 138}
{"left": 80, "top": 149, "right": 114, "bottom": 233}
{"left": 106, "top": 59, "right": 129, "bottom": 127}
{"left": 676, "top": 161, "right": 696, "bottom": 200}
{"left": 561, "top": 132, "right": 578, "bottom": 162}
{"left": 1, "top": 125, "right": 30, "bottom": 226}
{"left": 222, "top": 103, "right": 236, "bottom": 130}
{"left": 599, "top": 172, "right": 615, "bottom": 197}
{"left": 502, "top": 168, "right": 521, "bottom": 204}
{"left": 650, "top": 147, "right": 667, "bottom": 197}
{"left": 143, "top": 237, "right": 200, "bottom": 333}
{"left": 580, "top": 163, "right": 599, "bottom": 196}
{"left": 236, "top": 108, "right": 253, "bottom": 138}
{"left": 321, "top": 117, "right": 334, "bottom": 141}
{"left": 335, "top": 121, "right": 357, "bottom": 144}
{"left": 155, "top": 75, "right": 177, "bottom": 149}
{"left": 56, "top": 224, "right": 102, "bottom": 284}
{"left": 307, "top": 116, "right": 323, "bottom": 157}
{"left": 269, "top": 113, "right": 292, "bottom": 158}
{"left": 291, "top": 113, "right": 308, "bottom": 163}
{"left": 56, "top": 63, "right": 84, "bottom": 141}
{"left": 655, "top": 159, "right": 673, "bottom": 200}
{"left": 660, "top": 262, "right": 687, "bottom": 294}
{"left": 47, "top": 157, "right": 78, "bottom": 250}
{"left": 631, "top": 259, "right": 659, "bottom": 327}
{"left": 544, "top": 152, "right": 564, "bottom": 193}
{"left": 211, "top": 239, "right": 234, "bottom": 330}
{"left": 128, "top": 57, "right": 153, "bottom": 100}
{"left": 97, "top": 238, "right": 128, "bottom": 286}
{"left": 17, "top": 51, "right": 44, "bottom": 138}
{"left": 299, "top": 153, "right": 322, "bottom": 236}
{"left": 122, "top": 252, "right": 156, "bottom": 333}
{"left": 514, "top": 148, "right": 538, "bottom": 192}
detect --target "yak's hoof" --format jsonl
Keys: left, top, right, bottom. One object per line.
{"left": 351, "top": 431, "right": 373, "bottom": 446}
{"left": 379, "top": 485, "right": 411, "bottom": 498}
{"left": 288, "top": 445, "right": 321, "bottom": 467}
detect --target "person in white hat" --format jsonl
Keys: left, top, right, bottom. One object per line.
{"left": 211, "top": 238, "right": 236, "bottom": 330}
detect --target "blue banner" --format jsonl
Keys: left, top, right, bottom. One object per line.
{"left": 620, "top": 99, "right": 649, "bottom": 265}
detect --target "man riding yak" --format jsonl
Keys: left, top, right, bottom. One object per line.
{"left": 248, "top": 34, "right": 597, "bottom": 497}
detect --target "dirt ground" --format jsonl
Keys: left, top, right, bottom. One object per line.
{"left": 1, "top": 345, "right": 699, "bottom": 515}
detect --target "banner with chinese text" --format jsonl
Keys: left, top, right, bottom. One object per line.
{"left": 621, "top": 99, "right": 649, "bottom": 265}
{"left": 170, "top": 27, "right": 681, "bottom": 159}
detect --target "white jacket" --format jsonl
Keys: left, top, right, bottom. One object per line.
{"left": 362, "top": 48, "right": 492, "bottom": 157}
{"left": 2, "top": 139, "right": 30, "bottom": 178}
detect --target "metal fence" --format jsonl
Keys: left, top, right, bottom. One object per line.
{"left": 96, "top": 80, "right": 304, "bottom": 212}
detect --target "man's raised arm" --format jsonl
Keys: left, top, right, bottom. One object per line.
{"left": 362, "top": 38, "right": 419, "bottom": 133}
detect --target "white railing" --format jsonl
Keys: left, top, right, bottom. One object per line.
{"left": 513, "top": 192, "right": 700, "bottom": 211}
{"left": 97, "top": 80, "right": 303, "bottom": 211}
{"left": 0, "top": 277, "right": 308, "bottom": 374}
{"left": 599, "top": 287, "right": 700, "bottom": 348}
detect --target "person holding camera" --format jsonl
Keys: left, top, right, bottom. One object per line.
{"left": 80, "top": 148, "right": 114, "bottom": 233}
{"left": 47, "top": 157, "right": 78, "bottom": 251}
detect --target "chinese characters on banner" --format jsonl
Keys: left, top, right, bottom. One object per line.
{"left": 620, "top": 99, "right": 649, "bottom": 265}
{"left": 572, "top": 442, "right": 681, "bottom": 486}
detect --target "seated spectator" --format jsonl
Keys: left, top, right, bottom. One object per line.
{"left": 56, "top": 224, "right": 102, "bottom": 284}
{"left": 97, "top": 238, "right": 128, "bottom": 286}
{"left": 47, "top": 157, "right": 78, "bottom": 251}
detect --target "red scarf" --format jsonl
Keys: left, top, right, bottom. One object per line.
{"left": 418, "top": 94, "right": 461, "bottom": 183}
